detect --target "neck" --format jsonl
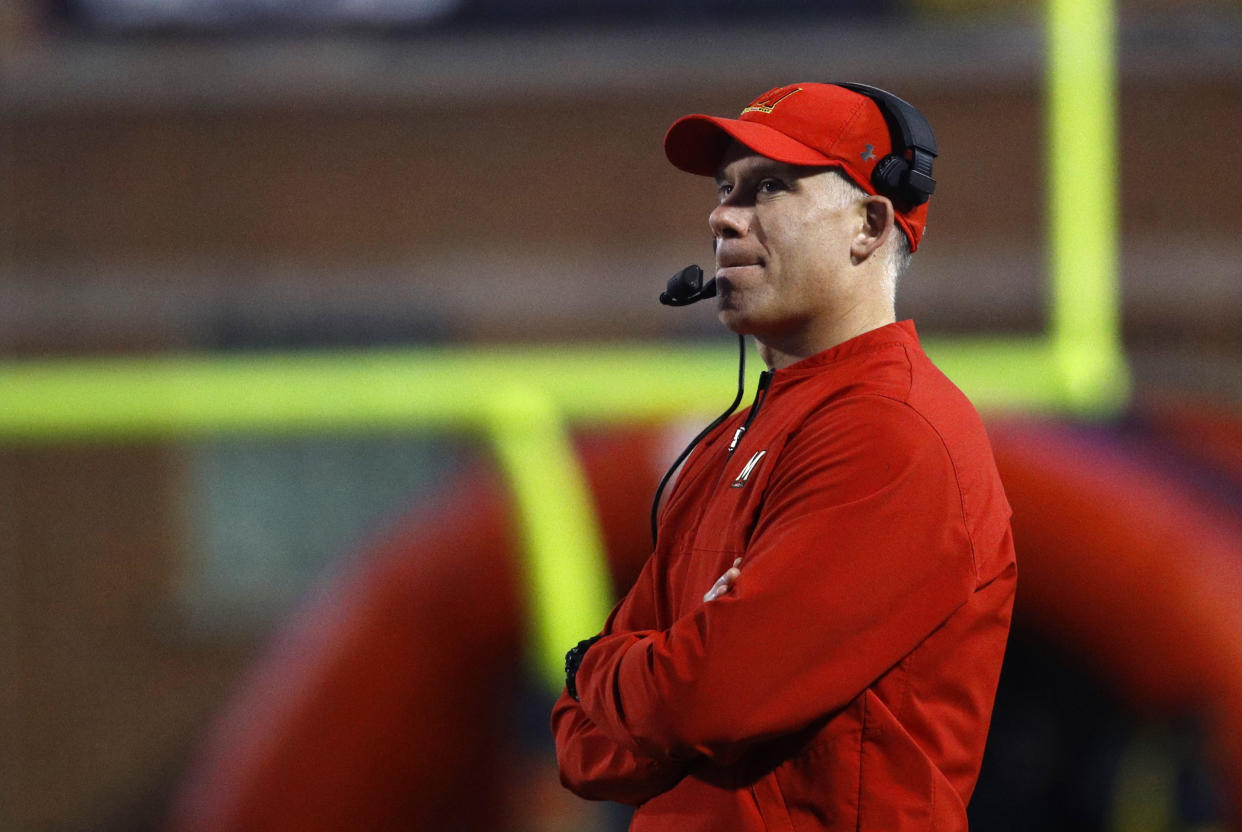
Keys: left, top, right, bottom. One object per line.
{"left": 756, "top": 307, "right": 897, "bottom": 370}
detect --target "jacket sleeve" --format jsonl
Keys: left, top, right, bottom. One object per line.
{"left": 573, "top": 395, "right": 979, "bottom": 764}
{"left": 550, "top": 548, "right": 689, "bottom": 803}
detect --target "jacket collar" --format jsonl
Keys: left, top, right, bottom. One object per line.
{"left": 774, "top": 319, "right": 919, "bottom": 375}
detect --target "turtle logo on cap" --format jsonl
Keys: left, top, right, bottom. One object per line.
{"left": 741, "top": 86, "right": 801, "bottom": 116}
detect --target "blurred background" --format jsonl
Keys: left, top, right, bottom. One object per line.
{"left": 2, "top": 0, "right": 1242, "bottom": 829}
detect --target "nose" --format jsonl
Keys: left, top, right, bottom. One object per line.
{"left": 709, "top": 201, "right": 749, "bottom": 241}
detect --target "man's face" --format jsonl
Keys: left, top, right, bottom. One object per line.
{"left": 710, "top": 142, "right": 861, "bottom": 341}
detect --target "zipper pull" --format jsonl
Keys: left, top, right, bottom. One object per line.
{"left": 727, "top": 371, "right": 773, "bottom": 454}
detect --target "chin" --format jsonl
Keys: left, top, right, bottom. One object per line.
{"left": 717, "top": 307, "right": 757, "bottom": 336}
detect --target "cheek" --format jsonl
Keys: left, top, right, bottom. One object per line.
{"left": 770, "top": 220, "right": 837, "bottom": 272}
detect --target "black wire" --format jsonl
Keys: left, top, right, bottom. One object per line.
{"left": 649, "top": 334, "right": 747, "bottom": 547}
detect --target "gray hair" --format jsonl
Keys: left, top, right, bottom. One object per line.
{"left": 822, "top": 170, "right": 914, "bottom": 307}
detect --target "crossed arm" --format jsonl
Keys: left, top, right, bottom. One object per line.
{"left": 551, "top": 397, "right": 977, "bottom": 803}
{"left": 551, "top": 554, "right": 743, "bottom": 804}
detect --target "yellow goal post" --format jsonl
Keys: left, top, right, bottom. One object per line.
{"left": 0, "top": 0, "right": 1124, "bottom": 695}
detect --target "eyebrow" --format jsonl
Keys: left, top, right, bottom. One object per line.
{"left": 714, "top": 159, "right": 798, "bottom": 186}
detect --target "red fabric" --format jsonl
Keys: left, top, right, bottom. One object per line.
{"left": 552, "top": 321, "right": 1016, "bottom": 830}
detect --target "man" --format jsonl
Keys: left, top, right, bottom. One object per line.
{"left": 551, "top": 82, "right": 1016, "bottom": 830}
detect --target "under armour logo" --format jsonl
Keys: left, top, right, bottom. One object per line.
{"left": 861, "top": 144, "right": 876, "bottom": 161}
{"left": 731, "top": 450, "right": 767, "bottom": 488}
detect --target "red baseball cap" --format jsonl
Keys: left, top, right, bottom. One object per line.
{"left": 664, "top": 82, "right": 930, "bottom": 251}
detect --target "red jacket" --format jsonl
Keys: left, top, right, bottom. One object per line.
{"left": 552, "top": 320, "right": 1016, "bottom": 831}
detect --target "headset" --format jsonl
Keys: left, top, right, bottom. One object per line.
{"left": 659, "top": 82, "right": 936, "bottom": 308}
{"left": 834, "top": 81, "right": 937, "bottom": 208}
{"left": 659, "top": 264, "right": 715, "bottom": 307}
{"left": 650, "top": 83, "right": 936, "bottom": 543}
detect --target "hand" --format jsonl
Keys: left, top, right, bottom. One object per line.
{"left": 703, "top": 558, "right": 743, "bottom": 602}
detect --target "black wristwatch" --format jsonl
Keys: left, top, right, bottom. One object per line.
{"left": 564, "top": 635, "right": 603, "bottom": 701}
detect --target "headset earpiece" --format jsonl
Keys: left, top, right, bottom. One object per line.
{"left": 872, "top": 155, "right": 911, "bottom": 200}
{"left": 834, "top": 81, "right": 937, "bottom": 208}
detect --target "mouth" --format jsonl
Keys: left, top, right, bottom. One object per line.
{"left": 714, "top": 259, "right": 763, "bottom": 280}
{"left": 714, "top": 247, "right": 763, "bottom": 301}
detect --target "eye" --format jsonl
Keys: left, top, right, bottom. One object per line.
{"left": 757, "top": 178, "right": 786, "bottom": 195}
{"left": 716, "top": 182, "right": 733, "bottom": 200}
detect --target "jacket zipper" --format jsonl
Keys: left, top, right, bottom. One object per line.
{"left": 696, "top": 369, "right": 773, "bottom": 553}
{"left": 727, "top": 370, "right": 773, "bottom": 458}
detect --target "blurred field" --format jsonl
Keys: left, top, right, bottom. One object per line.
{"left": 2, "top": 0, "right": 1242, "bottom": 829}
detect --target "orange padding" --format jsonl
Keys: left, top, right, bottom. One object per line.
{"left": 989, "top": 416, "right": 1242, "bottom": 821}
{"left": 165, "top": 429, "right": 660, "bottom": 832}
{"left": 167, "top": 416, "right": 1242, "bottom": 829}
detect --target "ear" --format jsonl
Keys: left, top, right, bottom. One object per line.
{"left": 850, "top": 196, "right": 895, "bottom": 265}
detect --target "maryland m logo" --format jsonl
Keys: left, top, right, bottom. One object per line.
{"left": 741, "top": 87, "right": 801, "bottom": 116}
{"left": 731, "top": 450, "right": 767, "bottom": 488}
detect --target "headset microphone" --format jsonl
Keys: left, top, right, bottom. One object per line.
{"left": 650, "top": 261, "right": 742, "bottom": 546}
{"left": 659, "top": 264, "right": 718, "bottom": 306}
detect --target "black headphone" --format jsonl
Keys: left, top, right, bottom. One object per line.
{"left": 650, "top": 83, "right": 937, "bottom": 541}
{"left": 659, "top": 264, "right": 715, "bottom": 307}
{"left": 659, "top": 82, "right": 936, "bottom": 308}
{"left": 834, "top": 81, "right": 938, "bottom": 208}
